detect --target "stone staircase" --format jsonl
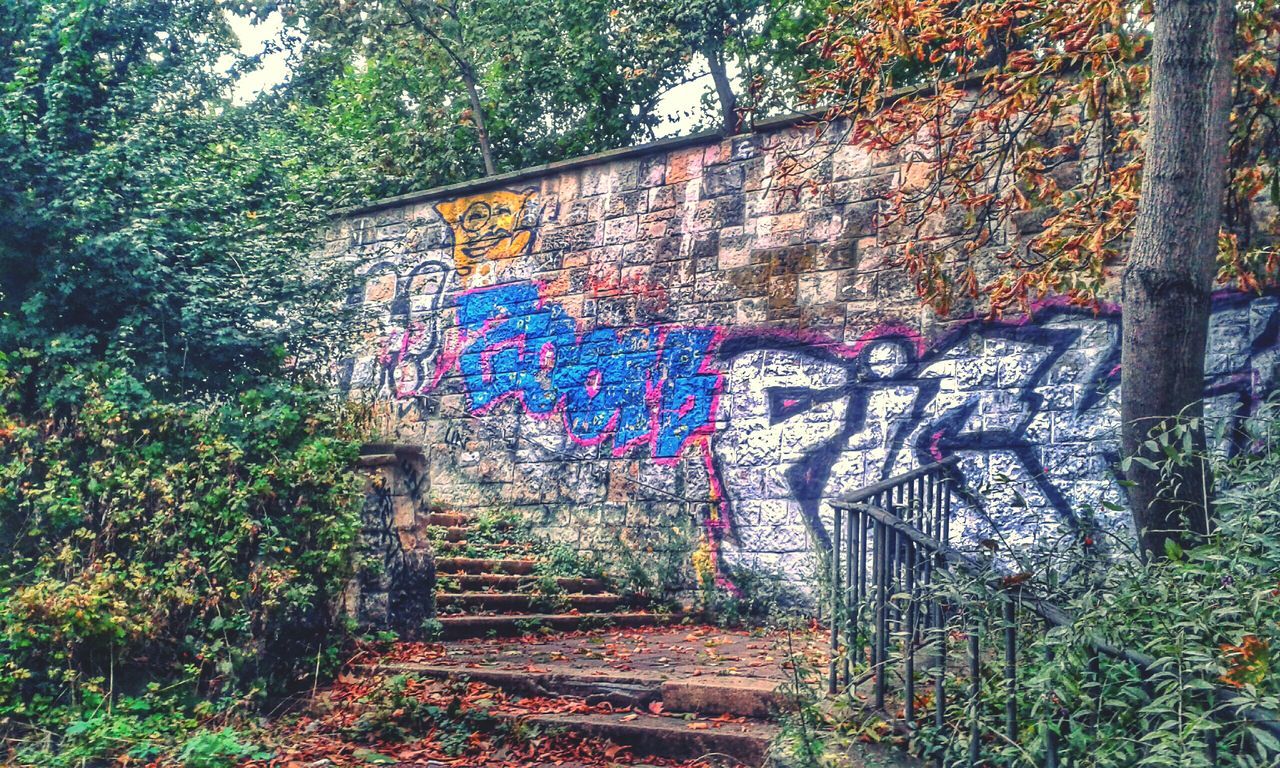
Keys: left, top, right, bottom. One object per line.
{"left": 425, "top": 508, "right": 686, "bottom": 639}
{"left": 372, "top": 627, "right": 792, "bottom": 766}
{"left": 365, "top": 624, "right": 920, "bottom": 768}
{"left": 348, "top": 456, "right": 916, "bottom": 767}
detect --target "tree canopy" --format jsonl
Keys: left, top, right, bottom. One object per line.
{"left": 242, "top": 0, "right": 828, "bottom": 196}
{"left": 0, "top": 0, "right": 359, "bottom": 402}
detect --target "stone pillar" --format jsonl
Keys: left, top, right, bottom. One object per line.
{"left": 347, "top": 444, "right": 436, "bottom": 633}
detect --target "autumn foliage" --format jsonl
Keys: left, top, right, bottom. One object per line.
{"left": 1220, "top": 633, "right": 1272, "bottom": 689}
{"left": 798, "top": 0, "right": 1280, "bottom": 315}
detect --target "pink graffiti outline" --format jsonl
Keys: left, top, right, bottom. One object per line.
{"left": 378, "top": 321, "right": 436, "bottom": 399}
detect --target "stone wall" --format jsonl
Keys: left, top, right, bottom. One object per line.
{"left": 325, "top": 122, "right": 1280, "bottom": 596}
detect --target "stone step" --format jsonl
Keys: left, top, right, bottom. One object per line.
{"left": 435, "top": 592, "right": 622, "bottom": 613}
{"left": 425, "top": 511, "right": 474, "bottom": 527}
{"left": 434, "top": 540, "right": 536, "bottom": 555}
{"left": 434, "top": 557, "right": 538, "bottom": 575}
{"left": 433, "top": 526, "right": 468, "bottom": 542}
{"left": 506, "top": 710, "right": 776, "bottom": 766}
{"left": 373, "top": 662, "right": 782, "bottom": 719}
{"left": 431, "top": 611, "right": 687, "bottom": 639}
{"left": 369, "top": 662, "right": 663, "bottom": 703}
{"left": 435, "top": 573, "right": 606, "bottom": 593}
{"left": 659, "top": 677, "right": 783, "bottom": 720}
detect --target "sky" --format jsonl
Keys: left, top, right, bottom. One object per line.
{"left": 227, "top": 13, "right": 290, "bottom": 107}
{"left": 226, "top": 12, "right": 711, "bottom": 138}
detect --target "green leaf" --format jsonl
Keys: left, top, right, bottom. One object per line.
{"left": 1250, "top": 726, "right": 1280, "bottom": 754}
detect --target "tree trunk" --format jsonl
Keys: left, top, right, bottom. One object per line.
{"left": 392, "top": 0, "right": 498, "bottom": 177}
{"left": 461, "top": 66, "right": 497, "bottom": 176}
{"left": 1120, "top": 0, "right": 1234, "bottom": 558}
{"left": 703, "top": 42, "right": 739, "bottom": 135}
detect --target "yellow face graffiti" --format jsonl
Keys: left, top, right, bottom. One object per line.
{"left": 435, "top": 189, "right": 536, "bottom": 285}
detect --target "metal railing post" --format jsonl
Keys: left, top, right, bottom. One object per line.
{"left": 830, "top": 506, "right": 841, "bottom": 695}
{"left": 934, "top": 593, "right": 947, "bottom": 768}
{"left": 904, "top": 536, "right": 917, "bottom": 727}
{"left": 874, "top": 519, "right": 889, "bottom": 711}
{"left": 969, "top": 613, "right": 982, "bottom": 766}
{"left": 1004, "top": 596, "right": 1018, "bottom": 745}
{"left": 845, "top": 506, "right": 855, "bottom": 688}
{"left": 1043, "top": 620, "right": 1060, "bottom": 768}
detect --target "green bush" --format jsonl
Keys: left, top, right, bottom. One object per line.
{"left": 1033, "top": 408, "right": 1280, "bottom": 766}
{"left": 0, "top": 351, "right": 365, "bottom": 763}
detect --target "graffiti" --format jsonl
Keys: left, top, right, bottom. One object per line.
{"left": 339, "top": 187, "right": 543, "bottom": 401}
{"left": 333, "top": 142, "right": 1280, "bottom": 599}
{"left": 587, "top": 270, "right": 671, "bottom": 313}
{"left": 339, "top": 258, "right": 452, "bottom": 400}
{"left": 356, "top": 452, "right": 434, "bottom": 630}
{"left": 442, "top": 419, "right": 469, "bottom": 450}
{"left": 342, "top": 225, "right": 1280, "bottom": 584}
{"left": 435, "top": 189, "right": 538, "bottom": 287}
{"left": 454, "top": 281, "right": 721, "bottom": 461}
{"left": 713, "top": 295, "right": 1280, "bottom": 577}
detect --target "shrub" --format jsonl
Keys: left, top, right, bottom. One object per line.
{"left": 1034, "top": 408, "right": 1280, "bottom": 765}
{"left": 0, "top": 351, "right": 365, "bottom": 762}
{"left": 177, "top": 728, "right": 270, "bottom": 768}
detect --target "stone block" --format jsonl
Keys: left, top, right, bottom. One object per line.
{"left": 661, "top": 677, "right": 780, "bottom": 719}
{"left": 701, "top": 163, "right": 745, "bottom": 198}
{"left": 391, "top": 494, "right": 418, "bottom": 529}
{"left": 667, "top": 147, "right": 703, "bottom": 184}
{"left": 603, "top": 215, "right": 639, "bottom": 245}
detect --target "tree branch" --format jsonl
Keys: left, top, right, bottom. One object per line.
{"left": 394, "top": 0, "right": 496, "bottom": 175}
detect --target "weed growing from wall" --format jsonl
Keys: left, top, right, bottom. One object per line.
{"left": 600, "top": 512, "right": 702, "bottom": 611}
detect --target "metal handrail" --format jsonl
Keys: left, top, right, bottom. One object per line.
{"left": 827, "top": 466, "right": 1280, "bottom": 765}
{"left": 838, "top": 456, "right": 962, "bottom": 505}
{"left": 853, "top": 501, "right": 1280, "bottom": 735}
